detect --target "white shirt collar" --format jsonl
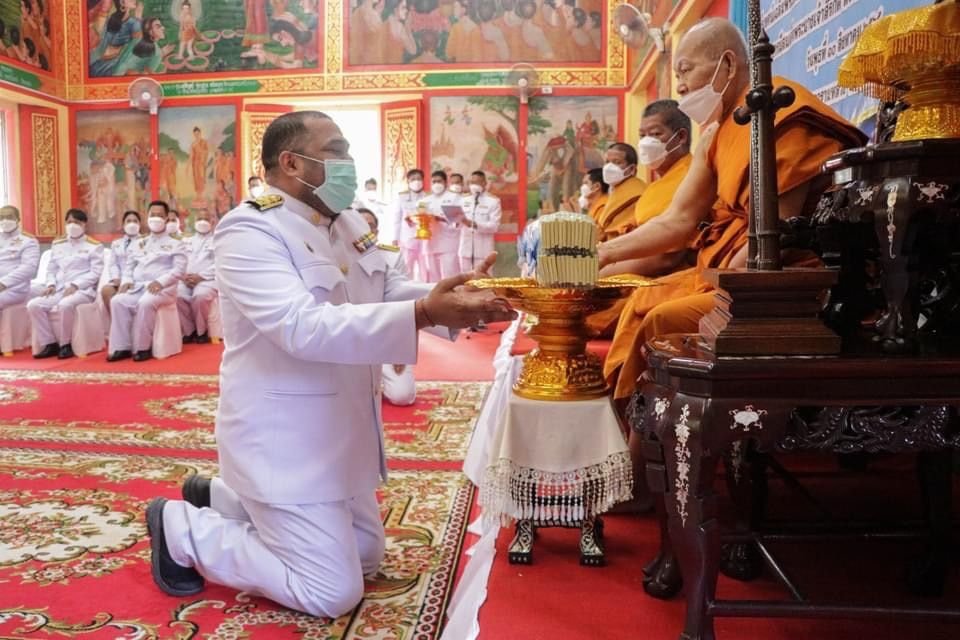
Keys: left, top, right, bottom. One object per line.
{"left": 270, "top": 186, "right": 331, "bottom": 227}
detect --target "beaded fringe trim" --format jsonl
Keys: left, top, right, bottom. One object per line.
{"left": 480, "top": 451, "right": 633, "bottom": 526}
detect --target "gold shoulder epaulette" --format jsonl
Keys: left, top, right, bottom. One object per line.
{"left": 20, "top": 230, "right": 35, "bottom": 238}
{"left": 181, "top": 232, "right": 195, "bottom": 238}
{"left": 377, "top": 243, "right": 400, "bottom": 252}
{"left": 248, "top": 194, "right": 284, "bottom": 211}
{"left": 86, "top": 236, "right": 101, "bottom": 244}
{"left": 52, "top": 237, "right": 66, "bottom": 244}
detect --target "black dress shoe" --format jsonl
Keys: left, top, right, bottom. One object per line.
{"left": 194, "top": 333, "right": 211, "bottom": 344}
{"left": 182, "top": 333, "right": 196, "bottom": 344}
{"left": 107, "top": 350, "right": 132, "bottom": 362}
{"left": 34, "top": 343, "right": 59, "bottom": 359}
{"left": 133, "top": 349, "right": 153, "bottom": 362}
{"left": 145, "top": 498, "right": 204, "bottom": 596}
{"left": 57, "top": 344, "right": 75, "bottom": 359}
{"left": 181, "top": 475, "right": 211, "bottom": 508}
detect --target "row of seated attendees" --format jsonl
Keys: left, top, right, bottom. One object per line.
{"left": 0, "top": 201, "right": 218, "bottom": 362}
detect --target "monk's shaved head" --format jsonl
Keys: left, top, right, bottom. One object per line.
{"left": 678, "top": 18, "right": 749, "bottom": 71}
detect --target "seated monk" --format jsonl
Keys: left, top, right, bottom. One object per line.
{"left": 597, "top": 17, "right": 866, "bottom": 502}
{"left": 579, "top": 167, "right": 608, "bottom": 220}
{"left": 595, "top": 142, "right": 647, "bottom": 241}
{"left": 588, "top": 99, "right": 695, "bottom": 338}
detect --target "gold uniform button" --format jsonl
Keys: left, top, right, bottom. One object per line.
{"left": 340, "top": 265, "right": 349, "bottom": 274}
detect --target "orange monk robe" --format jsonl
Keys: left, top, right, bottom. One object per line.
{"left": 603, "top": 78, "right": 867, "bottom": 400}
{"left": 595, "top": 175, "right": 646, "bottom": 241}
{"left": 446, "top": 21, "right": 481, "bottom": 63}
{"left": 587, "top": 193, "right": 608, "bottom": 223}
{"left": 349, "top": 7, "right": 384, "bottom": 65}
{"left": 587, "top": 154, "right": 693, "bottom": 338}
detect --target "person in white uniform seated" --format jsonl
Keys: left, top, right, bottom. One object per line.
{"left": 0, "top": 205, "right": 40, "bottom": 313}
{"left": 101, "top": 210, "right": 143, "bottom": 311}
{"left": 144, "top": 111, "right": 516, "bottom": 618}
{"left": 177, "top": 209, "right": 218, "bottom": 344}
{"left": 358, "top": 206, "right": 416, "bottom": 406}
{"left": 27, "top": 208, "right": 103, "bottom": 359}
{"left": 248, "top": 175, "right": 265, "bottom": 200}
{"left": 107, "top": 200, "right": 187, "bottom": 362}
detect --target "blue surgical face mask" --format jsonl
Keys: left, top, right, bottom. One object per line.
{"left": 290, "top": 152, "right": 359, "bottom": 217}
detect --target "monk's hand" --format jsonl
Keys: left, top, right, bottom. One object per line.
{"left": 597, "top": 242, "right": 614, "bottom": 269}
{"left": 418, "top": 271, "right": 516, "bottom": 330}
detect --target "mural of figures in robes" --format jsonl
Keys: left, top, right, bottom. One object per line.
{"left": 75, "top": 110, "right": 152, "bottom": 235}
{"left": 347, "top": 0, "right": 604, "bottom": 67}
{"left": 157, "top": 105, "right": 236, "bottom": 223}
{"left": 87, "top": 0, "right": 321, "bottom": 77}
{"left": 0, "top": 0, "right": 56, "bottom": 72}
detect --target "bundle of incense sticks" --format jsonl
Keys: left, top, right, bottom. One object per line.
{"left": 535, "top": 211, "right": 599, "bottom": 288}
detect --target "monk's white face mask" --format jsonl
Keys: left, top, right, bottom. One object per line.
{"left": 638, "top": 130, "right": 682, "bottom": 170}
{"left": 678, "top": 53, "right": 732, "bottom": 127}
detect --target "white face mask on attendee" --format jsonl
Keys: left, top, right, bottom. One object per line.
{"left": 577, "top": 195, "right": 589, "bottom": 210}
{"left": 408, "top": 179, "right": 423, "bottom": 193}
{"left": 364, "top": 188, "right": 378, "bottom": 200}
{"left": 166, "top": 220, "right": 180, "bottom": 235}
{"left": 678, "top": 53, "right": 732, "bottom": 127}
{"left": 602, "top": 162, "right": 627, "bottom": 186}
{"left": 123, "top": 221, "right": 140, "bottom": 236}
{"left": 147, "top": 217, "right": 166, "bottom": 233}
{"left": 0, "top": 219, "right": 17, "bottom": 233}
{"left": 195, "top": 220, "right": 212, "bottom": 234}
{"left": 66, "top": 222, "right": 84, "bottom": 239}
{"left": 469, "top": 184, "right": 483, "bottom": 195}
{"left": 638, "top": 130, "right": 682, "bottom": 170}
{"left": 431, "top": 182, "right": 445, "bottom": 195}
{"left": 250, "top": 184, "right": 265, "bottom": 198}
{"left": 450, "top": 184, "right": 463, "bottom": 194}
{"left": 580, "top": 183, "right": 592, "bottom": 197}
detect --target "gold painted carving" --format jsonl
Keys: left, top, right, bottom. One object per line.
{"left": 31, "top": 113, "right": 60, "bottom": 237}
{"left": 382, "top": 106, "right": 419, "bottom": 202}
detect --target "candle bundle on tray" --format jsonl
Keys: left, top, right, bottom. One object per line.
{"left": 535, "top": 212, "right": 599, "bottom": 288}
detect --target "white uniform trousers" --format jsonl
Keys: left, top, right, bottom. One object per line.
{"left": 26, "top": 290, "right": 95, "bottom": 346}
{"left": 382, "top": 363, "right": 415, "bottom": 406}
{"left": 109, "top": 287, "right": 177, "bottom": 352}
{"left": 459, "top": 256, "right": 491, "bottom": 274}
{"left": 429, "top": 252, "right": 459, "bottom": 280}
{"left": 163, "top": 477, "right": 385, "bottom": 618}
{"left": 0, "top": 287, "right": 30, "bottom": 311}
{"left": 176, "top": 282, "right": 218, "bottom": 337}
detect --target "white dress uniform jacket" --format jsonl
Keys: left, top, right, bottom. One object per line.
{"left": 108, "top": 233, "right": 187, "bottom": 353}
{"left": 0, "top": 229, "right": 39, "bottom": 308}
{"left": 107, "top": 235, "right": 139, "bottom": 283}
{"left": 26, "top": 235, "right": 103, "bottom": 347}
{"left": 177, "top": 231, "right": 218, "bottom": 338}
{"left": 424, "top": 190, "right": 462, "bottom": 280}
{"left": 459, "top": 191, "right": 502, "bottom": 271}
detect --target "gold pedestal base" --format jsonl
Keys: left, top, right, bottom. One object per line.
{"left": 471, "top": 276, "right": 658, "bottom": 401}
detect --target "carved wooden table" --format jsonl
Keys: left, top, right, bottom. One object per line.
{"left": 633, "top": 334, "right": 960, "bottom": 640}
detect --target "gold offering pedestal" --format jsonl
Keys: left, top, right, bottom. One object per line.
{"left": 409, "top": 212, "right": 437, "bottom": 240}
{"left": 472, "top": 275, "right": 657, "bottom": 401}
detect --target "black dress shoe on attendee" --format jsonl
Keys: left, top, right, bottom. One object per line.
{"left": 107, "top": 350, "right": 132, "bottom": 362}
{"left": 34, "top": 343, "right": 59, "bottom": 359}
{"left": 194, "top": 333, "right": 211, "bottom": 344}
{"left": 57, "top": 344, "right": 75, "bottom": 359}
{"left": 133, "top": 349, "right": 153, "bottom": 362}
{"left": 182, "top": 333, "right": 197, "bottom": 344}
{"left": 181, "top": 475, "right": 211, "bottom": 508}
{"left": 145, "top": 497, "right": 204, "bottom": 596}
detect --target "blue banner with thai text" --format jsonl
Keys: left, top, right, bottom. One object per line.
{"left": 759, "top": 0, "right": 929, "bottom": 132}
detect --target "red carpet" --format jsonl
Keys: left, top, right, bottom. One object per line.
{"left": 0, "top": 335, "right": 495, "bottom": 638}
{"left": 478, "top": 460, "right": 960, "bottom": 640}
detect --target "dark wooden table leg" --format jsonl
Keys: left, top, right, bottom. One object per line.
{"left": 662, "top": 398, "right": 722, "bottom": 640}
{"left": 720, "top": 442, "right": 765, "bottom": 581}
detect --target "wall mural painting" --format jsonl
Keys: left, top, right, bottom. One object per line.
{"left": 0, "top": 0, "right": 55, "bottom": 72}
{"left": 75, "top": 109, "right": 152, "bottom": 235}
{"left": 87, "top": 0, "right": 320, "bottom": 77}
{"left": 526, "top": 95, "right": 617, "bottom": 215}
{"left": 429, "top": 95, "right": 520, "bottom": 232}
{"left": 348, "top": 0, "right": 604, "bottom": 67}
{"left": 157, "top": 105, "right": 236, "bottom": 223}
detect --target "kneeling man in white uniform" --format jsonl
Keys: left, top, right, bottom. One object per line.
{"left": 145, "top": 111, "right": 516, "bottom": 618}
